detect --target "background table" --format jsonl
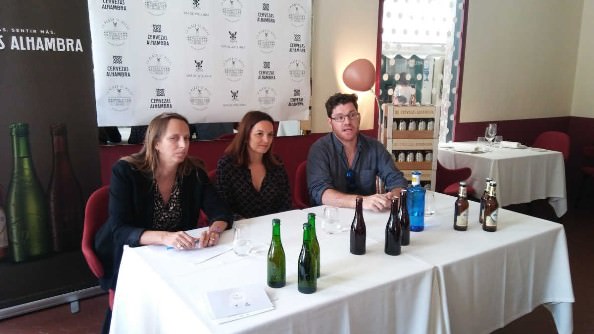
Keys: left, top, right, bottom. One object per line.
{"left": 438, "top": 144, "right": 567, "bottom": 217}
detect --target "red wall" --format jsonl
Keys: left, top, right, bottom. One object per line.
{"left": 99, "top": 133, "right": 326, "bottom": 198}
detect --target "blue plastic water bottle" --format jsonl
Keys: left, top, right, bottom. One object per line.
{"left": 407, "top": 171, "right": 425, "bottom": 232}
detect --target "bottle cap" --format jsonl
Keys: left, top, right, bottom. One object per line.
{"left": 9, "top": 123, "right": 29, "bottom": 136}
{"left": 50, "top": 123, "right": 67, "bottom": 135}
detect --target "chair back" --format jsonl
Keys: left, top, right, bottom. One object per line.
{"left": 435, "top": 160, "right": 472, "bottom": 196}
{"left": 532, "top": 131, "right": 570, "bottom": 161}
{"left": 82, "top": 185, "right": 110, "bottom": 279}
{"left": 81, "top": 185, "right": 115, "bottom": 309}
{"left": 293, "top": 160, "right": 310, "bottom": 209}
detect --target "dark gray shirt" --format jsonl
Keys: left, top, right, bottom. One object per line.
{"left": 307, "top": 133, "right": 408, "bottom": 205}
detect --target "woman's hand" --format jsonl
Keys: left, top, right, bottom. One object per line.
{"left": 198, "top": 220, "right": 229, "bottom": 248}
{"left": 163, "top": 231, "right": 199, "bottom": 250}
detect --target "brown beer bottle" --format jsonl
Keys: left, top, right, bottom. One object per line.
{"left": 350, "top": 197, "right": 366, "bottom": 255}
{"left": 48, "top": 124, "right": 84, "bottom": 252}
{"left": 384, "top": 197, "right": 402, "bottom": 255}
{"left": 454, "top": 182, "right": 469, "bottom": 231}
{"left": 479, "top": 178, "right": 492, "bottom": 225}
{"left": 482, "top": 181, "right": 499, "bottom": 232}
{"left": 399, "top": 189, "right": 410, "bottom": 246}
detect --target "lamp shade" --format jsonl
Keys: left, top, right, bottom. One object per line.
{"left": 342, "top": 58, "right": 376, "bottom": 92}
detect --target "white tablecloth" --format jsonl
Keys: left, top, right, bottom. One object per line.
{"left": 438, "top": 145, "right": 567, "bottom": 217}
{"left": 110, "top": 196, "right": 574, "bottom": 334}
{"left": 403, "top": 192, "right": 574, "bottom": 334}
{"left": 110, "top": 209, "right": 441, "bottom": 334}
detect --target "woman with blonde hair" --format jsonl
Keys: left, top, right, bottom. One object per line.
{"left": 95, "top": 112, "right": 233, "bottom": 292}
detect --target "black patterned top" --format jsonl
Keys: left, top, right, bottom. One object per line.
{"left": 152, "top": 177, "right": 182, "bottom": 231}
{"left": 216, "top": 154, "right": 292, "bottom": 219}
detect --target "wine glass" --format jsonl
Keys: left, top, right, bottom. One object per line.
{"left": 485, "top": 123, "right": 497, "bottom": 145}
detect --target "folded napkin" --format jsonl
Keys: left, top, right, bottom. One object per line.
{"left": 500, "top": 141, "right": 525, "bottom": 149}
{"left": 452, "top": 143, "right": 482, "bottom": 153}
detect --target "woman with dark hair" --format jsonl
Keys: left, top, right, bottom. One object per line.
{"left": 215, "top": 111, "right": 291, "bottom": 219}
{"left": 95, "top": 112, "right": 233, "bottom": 292}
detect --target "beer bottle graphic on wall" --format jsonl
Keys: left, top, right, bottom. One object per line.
{"left": 48, "top": 123, "right": 84, "bottom": 252}
{"left": 7, "top": 123, "right": 52, "bottom": 262}
{"left": 0, "top": 185, "right": 8, "bottom": 260}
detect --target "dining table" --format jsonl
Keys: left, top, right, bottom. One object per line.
{"left": 437, "top": 142, "right": 567, "bottom": 217}
{"left": 109, "top": 193, "right": 574, "bottom": 334}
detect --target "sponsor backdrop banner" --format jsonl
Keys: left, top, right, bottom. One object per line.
{"left": 0, "top": 1, "right": 101, "bottom": 314}
{"left": 89, "top": 0, "right": 312, "bottom": 126}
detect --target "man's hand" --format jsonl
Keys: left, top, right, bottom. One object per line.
{"left": 362, "top": 193, "right": 391, "bottom": 212}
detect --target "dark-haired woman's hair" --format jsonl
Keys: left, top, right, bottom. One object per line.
{"left": 224, "top": 111, "right": 279, "bottom": 167}
{"left": 121, "top": 112, "right": 204, "bottom": 176}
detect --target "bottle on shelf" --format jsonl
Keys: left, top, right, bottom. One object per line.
{"left": 454, "top": 182, "right": 469, "bottom": 231}
{"left": 48, "top": 123, "right": 84, "bottom": 252}
{"left": 267, "top": 218, "right": 286, "bottom": 288}
{"left": 385, "top": 197, "right": 402, "bottom": 255}
{"left": 297, "top": 222, "right": 316, "bottom": 293}
{"left": 407, "top": 119, "right": 417, "bottom": 131}
{"left": 7, "top": 122, "right": 52, "bottom": 262}
{"left": 399, "top": 189, "right": 410, "bottom": 246}
{"left": 398, "top": 119, "right": 407, "bottom": 131}
{"left": 482, "top": 181, "right": 499, "bottom": 232}
{"left": 407, "top": 171, "right": 426, "bottom": 232}
{"left": 350, "top": 197, "right": 366, "bottom": 255}
{"left": 307, "top": 212, "right": 320, "bottom": 278}
{"left": 418, "top": 119, "right": 427, "bottom": 131}
{"left": 406, "top": 152, "right": 415, "bottom": 162}
{"left": 479, "top": 178, "right": 493, "bottom": 225}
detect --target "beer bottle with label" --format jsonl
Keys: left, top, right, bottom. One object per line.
{"left": 297, "top": 223, "right": 316, "bottom": 293}
{"left": 454, "top": 182, "right": 469, "bottom": 231}
{"left": 7, "top": 123, "right": 51, "bottom": 262}
{"left": 307, "top": 213, "right": 320, "bottom": 278}
{"left": 350, "top": 197, "right": 366, "bottom": 255}
{"left": 479, "top": 178, "right": 493, "bottom": 225}
{"left": 385, "top": 197, "right": 402, "bottom": 255}
{"left": 483, "top": 181, "right": 499, "bottom": 232}
{"left": 399, "top": 189, "right": 410, "bottom": 246}
{"left": 267, "top": 218, "right": 286, "bottom": 288}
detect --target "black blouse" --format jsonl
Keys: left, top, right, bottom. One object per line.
{"left": 215, "top": 154, "right": 292, "bottom": 219}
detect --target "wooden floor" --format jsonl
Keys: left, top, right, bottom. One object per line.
{"left": 0, "top": 199, "right": 592, "bottom": 334}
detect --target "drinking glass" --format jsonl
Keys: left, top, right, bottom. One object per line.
{"left": 485, "top": 123, "right": 497, "bottom": 144}
{"left": 494, "top": 135, "right": 503, "bottom": 148}
{"left": 424, "top": 190, "right": 435, "bottom": 216}
{"left": 232, "top": 223, "right": 252, "bottom": 256}
{"left": 477, "top": 137, "right": 488, "bottom": 151}
{"left": 321, "top": 206, "right": 343, "bottom": 234}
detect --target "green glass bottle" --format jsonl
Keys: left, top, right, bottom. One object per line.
{"left": 267, "top": 218, "right": 286, "bottom": 288}
{"left": 48, "top": 123, "right": 83, "bottom": 252}
{"left": 307, "top": 212, "right": 320, "bottom": 278}
{"left": 7, "top": 123, "right": 52, "bottom": 262}
{"left": 297, "top": 223, "right": 316, "bottom": 294}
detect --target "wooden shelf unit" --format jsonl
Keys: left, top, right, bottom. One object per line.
{"left": 381, "top": 104, "right": 439, "bottom": 189}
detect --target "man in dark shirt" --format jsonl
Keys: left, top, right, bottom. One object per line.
{"left": 307, "top": 93, "right": 408, "bottom": 211}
